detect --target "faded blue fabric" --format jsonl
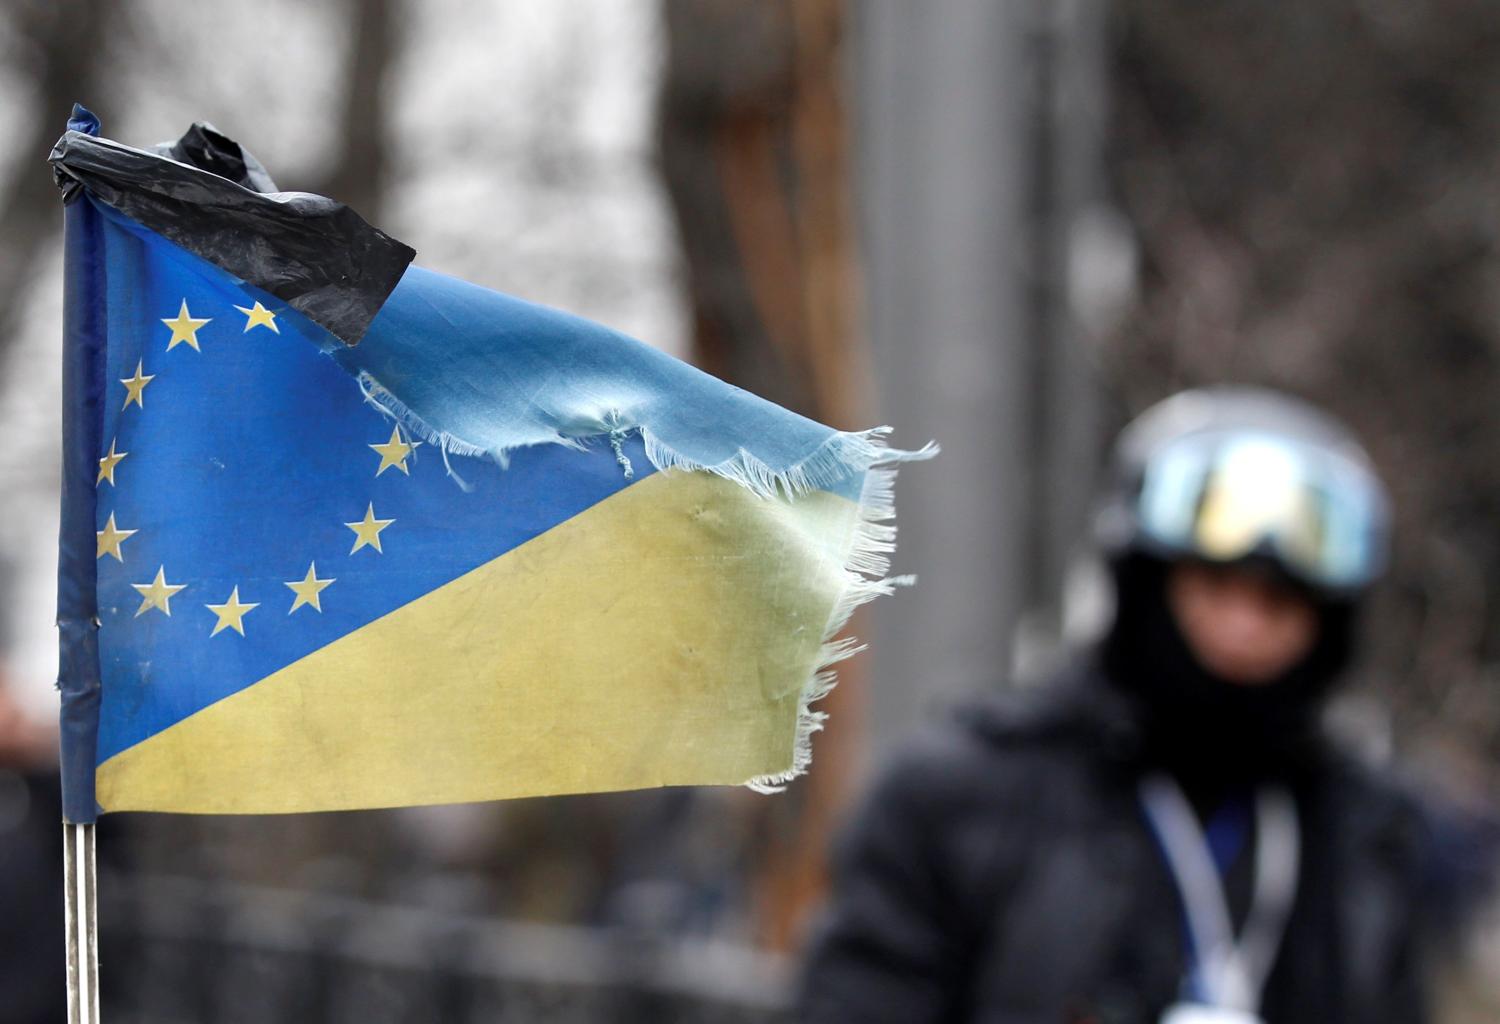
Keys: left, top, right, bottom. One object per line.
{"left": 335, "top": 266, "right": 930, "bottom": 502}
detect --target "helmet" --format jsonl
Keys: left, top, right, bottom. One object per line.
{"left": 1095, "top": 388, "right": 1391, "bottom": 598}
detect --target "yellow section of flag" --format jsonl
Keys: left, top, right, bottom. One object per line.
{"left": 97, "top": 470, "right": 859, "bottom": 813}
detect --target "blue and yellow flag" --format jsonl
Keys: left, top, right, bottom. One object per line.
{"left": 50, "top": 108, "right": 932, "bottom": 822}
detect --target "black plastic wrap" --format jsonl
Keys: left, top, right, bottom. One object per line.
{"left": 49, "top": 122, "right": 413, "bottom": 346}
{"left": 150, "top": 121, "right": 280, "bottom": 193}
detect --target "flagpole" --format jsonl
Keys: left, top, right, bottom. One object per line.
{"left": 64, "top": 823, "right": 100, "bottom": 1023}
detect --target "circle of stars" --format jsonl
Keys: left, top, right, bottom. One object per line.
{"left": 100, "top": 294, "right": 420, "bottom": 638}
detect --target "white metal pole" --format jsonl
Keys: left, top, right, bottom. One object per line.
{"left": 64, "top": 823, "right": 78, "bottom": 1024}
{"left": 64, "top": 823, "right": 99, "bottom": 1023}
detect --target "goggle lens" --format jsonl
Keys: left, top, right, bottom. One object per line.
{"left": 1137, "top": 434, "right": 1386, "bottom": 591}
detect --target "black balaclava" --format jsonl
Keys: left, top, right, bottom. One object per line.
{"left": 1101, "top": 553, "right": 1355, "bottom": 798}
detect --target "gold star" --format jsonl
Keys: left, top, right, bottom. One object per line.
{"left": 369, "top": 426, "right": 414, "bottom": 476}
{"left": 234, "top": 301, "right": 279, "bottom": 334}
{"left": 285, "top": 562, "right": 335, "bottom": 613}
{"left": 96, "top": 513, "right": 137, "bottom": 562}
{"left": 120, "top": 360, "right": 155, "bottom": 410}
{"left": 132, "top": 566, "right": 186, "bottom": 617}
{"left": 206, "top": 586, "right": 259, "bottom": 637}
{"left": 97, "top": 439, "right": 127, "bottom": 486}
{"left": 161, "top": 299, "right": 211, "bottom": 351}
{"left": 346, "top": 503, "right": 394, "bottom": 554}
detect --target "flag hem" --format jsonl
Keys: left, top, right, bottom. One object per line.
{"left": 57, "top": 109, "right": 108, "bottom": 824}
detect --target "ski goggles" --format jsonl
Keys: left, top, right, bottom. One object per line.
{"left": 1134, "top": 431, "right": 1389, "bottom": 593}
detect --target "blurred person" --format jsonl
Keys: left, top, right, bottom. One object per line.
{"left": 0, "top": 670, "right": 65, "bottom": 1024}
{"left": 798, "top": 388, "right": 1486, "bottom": 1023}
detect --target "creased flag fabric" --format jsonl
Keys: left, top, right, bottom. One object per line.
{"left": 52, "top": 108, "right": 933, "bottom": 822}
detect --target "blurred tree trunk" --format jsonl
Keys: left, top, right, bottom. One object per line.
{"left": 658, "top": 0, "right": 869, "bottom": 951}
{"left": 0, "top": 0, "right": 112, "bottom": 366}
{"left": 308, "top": 0, "right": 398, "bottom": 224}
{"left": 659, "top": 0, "right": 870, "bottom": 428}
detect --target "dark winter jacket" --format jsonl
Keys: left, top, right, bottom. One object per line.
{"left": 797, "top": 661, "right": 1465, "bottom": 1024}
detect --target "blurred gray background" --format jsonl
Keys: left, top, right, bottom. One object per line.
{"left": 2, "top": 1, "right": 1499, "bottom": 1021}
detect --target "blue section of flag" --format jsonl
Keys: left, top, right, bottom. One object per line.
{"left": 335, "top": 265, "right": 869, "bottom": 504}
{"left": 90, "top": 199, "right": 653, "bottom": 765}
